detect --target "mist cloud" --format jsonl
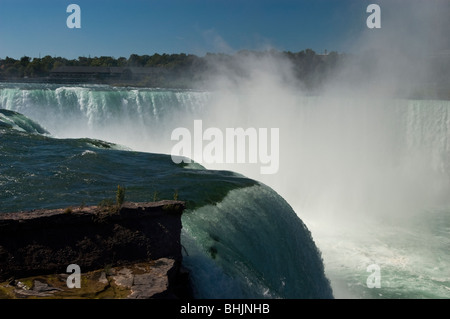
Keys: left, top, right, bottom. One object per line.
{"left": 185, "top": 1, "right": 450, "bottom": 225}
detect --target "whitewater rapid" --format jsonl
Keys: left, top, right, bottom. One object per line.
{"left": 0, "top": 108, "right": 333, "bottom": 298}
{"left": 2, "top": 82, "right": 450, "bottom": 298}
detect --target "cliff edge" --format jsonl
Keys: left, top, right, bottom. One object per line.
{"left": 0, "top": 201, "right": 191, "bottom": 299}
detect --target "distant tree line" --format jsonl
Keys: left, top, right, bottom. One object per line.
{"left": 0, "top": 50, "right": 342, "bottom": 89}
{"left": 0, "top": 49, "right": 448, "bottom": 98}
{"left": 0, "top": 53, "right": 199, "bottom": 78}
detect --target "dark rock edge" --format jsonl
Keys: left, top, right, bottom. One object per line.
{"left": 0, "top": 200, "right": 192, "bottom": 299}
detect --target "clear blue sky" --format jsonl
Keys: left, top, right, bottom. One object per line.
{"left": 0, "top": 0, "right": 448, "bottom": 59}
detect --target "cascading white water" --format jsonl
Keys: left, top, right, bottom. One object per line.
{"left": 2, "top": 82, "right": 450, "bottom": 298}
{"left": 3, "top": 84, "right": 450, "bottom": 215}
{"left": 0, "top": 84, "right": 211, "bottom": 152}
{"left": 181, "top": 184, "right": 333, "bottom": 298}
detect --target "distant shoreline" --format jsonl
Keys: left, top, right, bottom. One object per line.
{"left": 0, "top": 66, "right": 193, "bottom": 90}
{"left": 1, "top": 50, "right": 449, "bottom": 100}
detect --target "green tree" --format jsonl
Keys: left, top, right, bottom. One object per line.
{"left": 20, "top": 56, "right": 31, "bottom": 67}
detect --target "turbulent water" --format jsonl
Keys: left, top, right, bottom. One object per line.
{"left": 1, "top": 82, "right": 450, "bottom": 299}
{"left": 0, "top": 82, "right": 332, "bottom": 299}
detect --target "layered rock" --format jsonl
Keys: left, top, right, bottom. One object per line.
{"left": 0, "top": 201, "right": 191, "bottom": 299}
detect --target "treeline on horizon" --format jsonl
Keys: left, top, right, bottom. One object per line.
{"left": 0, "top": 49, "right": 448, "bottom": 99}
{"left": 0, "top": 49, "right": 341, "bottom": 90}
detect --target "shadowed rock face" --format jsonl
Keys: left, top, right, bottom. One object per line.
{"left": 0, "top": 201, "right": 190, "bottom": 299}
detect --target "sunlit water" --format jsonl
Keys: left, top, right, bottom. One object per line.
{"left": 1, "top": 82, "right": 449, "bottom": 298}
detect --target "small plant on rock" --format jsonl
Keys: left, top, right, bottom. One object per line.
{"left": 116, "top": 185, "right": 126, "bottom": 207}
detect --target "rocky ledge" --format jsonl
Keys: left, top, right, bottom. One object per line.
{"left": 0, "top": 201, "right": 191, "bottom": 299}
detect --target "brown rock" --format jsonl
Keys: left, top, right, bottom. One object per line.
{"left": 0, "top": 201, "right": 192, "bottom": 299}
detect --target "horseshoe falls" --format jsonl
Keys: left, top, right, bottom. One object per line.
{"left": 1, "top": 82, "right": 450, "bottom": 299}
{"left": 0, "top": 83, "right": 332, "bottom": 299}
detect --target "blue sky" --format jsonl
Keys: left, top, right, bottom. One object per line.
{"left": 0, "top": 0, "right": 448, "bottom": 59}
